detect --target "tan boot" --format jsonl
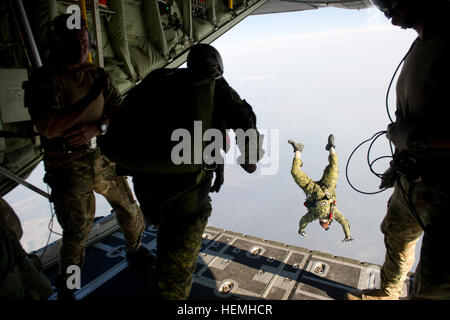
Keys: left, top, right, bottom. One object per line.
{"left": 345, "top": 289, "right": 399, "bottom": 300}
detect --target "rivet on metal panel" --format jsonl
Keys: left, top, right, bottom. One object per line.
{"left": 311, "top": 261, "right": 330, "bottom": 277}
{"left": 250, "top": 247, "right": 261, "bottom": 256}
{"left": 246, "top": 246, "right": 265, "bottom": 259}
{"left": 218, "top": 281, "right": 234, "bottom": 295}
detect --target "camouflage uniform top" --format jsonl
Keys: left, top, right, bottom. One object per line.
{"left": 393, "top": 31, "right": 450, "bottom": 167}
{"left": 27, "top": 63, "right": 122, "bottom": 161}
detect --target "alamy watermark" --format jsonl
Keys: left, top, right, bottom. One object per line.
{"left": 170, "top": 121, "right": 279, "bottom": 176}
{"left": 66, "top": 5, "right": 82, "bottom": 30}
{"left": 65, "top": 265, "right": 81, "bottom": 290}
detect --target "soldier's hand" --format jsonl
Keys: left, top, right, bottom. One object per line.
{"left": 299, "top": 230, "right": 308, "bottom": 237}
{"left": 240, "top": 163, "right": 257, "bottom": 173}
{"left": 211, "top": 164, "right": 224, "bottom": 193}
{"left": 63, "top": 122, "right": 98, "bottom": 147}
{"left": 342, "top": 236, "right": 354, "bottom": 243}
{"left": 379, "top": 165, "right": 396, "bottom": 189}
{"left": 387, "top": 117, "right": 424, "bottom": 152}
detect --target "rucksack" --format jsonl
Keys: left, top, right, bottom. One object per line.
{"left": 99, "top": 68, "right": 216, "bottom": 174}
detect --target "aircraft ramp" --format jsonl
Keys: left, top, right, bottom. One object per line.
{"left": 41, "top": 218, "right": 412, "bottom": 300}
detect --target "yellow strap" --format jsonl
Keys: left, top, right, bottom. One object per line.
{"left": 79, "top": 0, "right": 92, "bottom": 63}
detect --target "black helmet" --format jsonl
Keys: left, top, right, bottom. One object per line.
{"left": 187, "top": 43, "right": 224, "bottom": 78}
{"left": 372, "top": 0, "right": 450, "bottom": 19}
{"left": 370, "top": 0, "right": 400, "bottom": 17}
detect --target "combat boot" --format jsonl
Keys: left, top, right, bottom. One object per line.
{"left": 126, "top": 245, "right": 156, "bottom": 266}
{"left": 325, "top": 134, "right": 335, "bottom": 151}
{"left": 288, "top": 139, "right": 304, "bottom": 153}
{"left": 345, "top": 289, "right": 399, "bottom": 300}
{"left": 55, "top": 273, "right": 76, "bottom": 300}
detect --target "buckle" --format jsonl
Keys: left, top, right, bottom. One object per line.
{"left": 88, "top": 137, "right": 97, "bottom": 149}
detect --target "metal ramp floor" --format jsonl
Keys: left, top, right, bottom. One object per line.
{"left": 44, "top": 225, "right": 412, "bottom": 300}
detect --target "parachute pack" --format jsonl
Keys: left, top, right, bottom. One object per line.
{"left": 99, "top": 68, "right": 216, "bottom": 174}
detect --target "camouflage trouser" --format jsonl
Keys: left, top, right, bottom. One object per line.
{"left": 291, "top": 153, "right": 339, "bottom": 198}
{"left": 0, "top": 222, "right": 53, "bottom": 300}
{"left": 381, "top": 175, "right": 450, "bottom": 299}
{"left": 44, "top": 149, "right": 145, "bottom": 274}
{"left": 133, "top": 171, "right": 213, "bottom": 300}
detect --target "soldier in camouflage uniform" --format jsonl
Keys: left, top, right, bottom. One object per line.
{"left": 124, "top": 44, "right": 264, "bottom": 299}
{"left": 26, "top": 15, "right": 152, "bottom": 299}
{"left": 346, "top": 0, "right": 450, "bottom": 300}
{"left": 289, "top": 135, "right": 353, "bottom": 242}
{"left": 0, "top": 198, "right": 53, "bottom": 300}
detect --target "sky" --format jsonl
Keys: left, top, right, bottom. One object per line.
{"left": 3, "top": 6, "right": 421, "bottom": 270}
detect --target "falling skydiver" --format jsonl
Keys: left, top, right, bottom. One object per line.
{"left": 289, "top": 135, "right": 353, "bottom": 242}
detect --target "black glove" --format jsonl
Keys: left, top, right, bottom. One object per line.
{"left": 211, "top": 164, "right": 224, "bottom": 193}
{"left": 387, "top": 117, "right": 426, "bottom": 153}
{"left": 379, "top": 164, "right": 397, "bottom": 189}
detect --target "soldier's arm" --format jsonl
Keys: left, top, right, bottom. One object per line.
{"left": 216, "top": 78, "right": 264, "bottom": 166}
{"left": 333, "top": 208, "right": 351, "bottom": 238}
{"left": 98, "top": 69, "right": 123, "bottom": 127}
{"left": 63, "top": 69, "right": 121, "bottom": 147}
{"left": 28, "top": 68, "right": 105, "bottom": 139}
{"left": 298, "top": 211, "right": 317, "bottom": 234}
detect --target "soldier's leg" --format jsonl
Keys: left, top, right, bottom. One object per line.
{"left": 291, "top": 152, "right": 325, "bottom": 197}
{"left": 318, "top": 152, "right": 339, "bottom": 191}
{"left": 380, "top": 178, "right": 423, "bottom": 297}
{"left": 93, "top": 153, "right": 145, "bottom": 253}
{"left": 291, "top": 153, "right": 311, "bottom": 190}
{"left": 410, "top": 183, "right": 450, "bottom": 299}
{"left": 44, "top": 158, "right": 96, "bottom": 275}
{"left": 154, "top": 174, "right": 213, "bottom": 300}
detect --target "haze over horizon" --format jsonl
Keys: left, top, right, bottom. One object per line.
{"left": 3, "top": 7, "right": 422, "bottom": 270}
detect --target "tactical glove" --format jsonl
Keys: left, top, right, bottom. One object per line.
{"left": 387, "top": 117, "right": 426, "bottom": 153}
{"left": 211, "top": 164, "right": 224, "bottom": 193}
{"left": 379, "top": 165, "right": 397, "bottom": 189}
